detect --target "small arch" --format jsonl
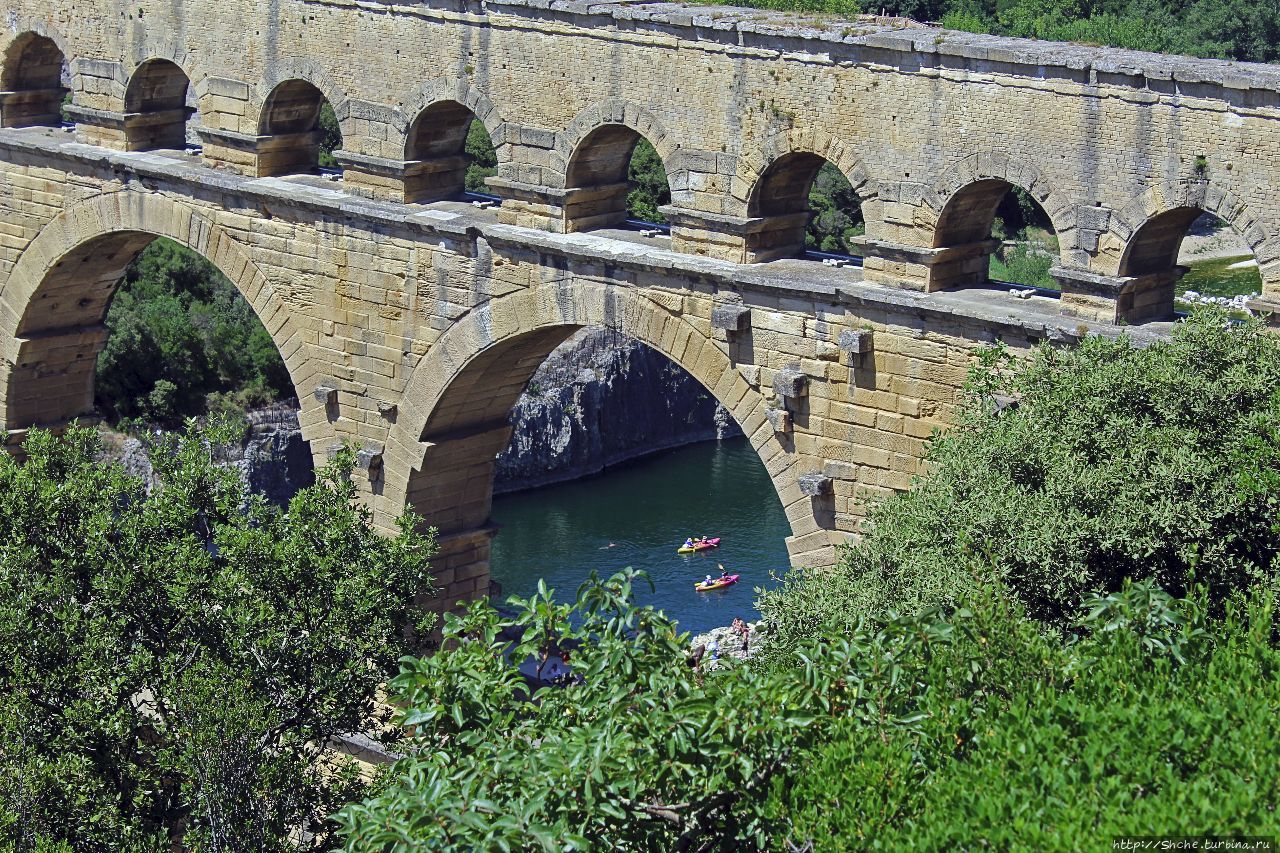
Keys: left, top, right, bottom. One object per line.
{"left": 746, "top": 152, "right": 866, "bottom": 262}
{"left": 0, "top": 33, "right": 69, "bottom": 128}
{"left": 123, "top": 59, "right": 192, "bottom": 151}
{"left": 1118, "top": 208, "right": 1263, "bottom": 321}
{"left": 256, "top": 79, "right": 342, "bottom": 177}
{"left": 563, "top": 124, "right": 671, "bottom": 231}
{"left": 930, "top": 178, "right": 1062, "bottom": 291}
{"left": 403, "top": 100, "right": 495, "bottom": 203}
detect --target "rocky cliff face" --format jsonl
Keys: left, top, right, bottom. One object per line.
{"left": 493, "top": 327, "right": 741, "bottom": 493}
{"left": 106, "top": 406, "right": 315, "bottom": 505}
{"left": 102, "top": 327, "right": 737, "bottom": 500}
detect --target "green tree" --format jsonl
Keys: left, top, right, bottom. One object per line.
{"left": 0, "top": 423, "right": 436, "bottom": 850}
{"left": 626, "top": 138, "right": 671, "bottom": 224}
{"left": 318, "top": 102, "right": 342, "bottom": 169}
{"left": 95, "top": 238, "right": 294, "bottom": 425}
{"left": 337, "top": 568, "right": 933, "bottom": 850}
{"left": 759, "top": 310, "right": 1280, "bottom": 657}
{"left": 464, "top": 119, "right": 498, "bottom": 193}
{"left": 806, "top": 162, "right": 864, "bottom": 254}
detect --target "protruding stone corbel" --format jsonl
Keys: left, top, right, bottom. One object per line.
{"left": 377, "top": 399, "right": 398, "bottom": 420}
{"left": 772, "top": 365, "right": 808, "bottom": 405}
{"left": 837, "top": 329, "right": 875, "bottom": 367}
{"left": 313, "top": 385, "right": 338, "bottom": 406}
{"left": 766, "top": 406, "right": 792, "bottom": 435}
{"left": 355, "top": 444, "right": 384, "bottom": 476}
{"left": 326, "top": 442, "right": 344, "bottom": 461}
{"left": 798, "top": 472, "right": 833, "bottom": 497}
{"left": 711, "top": 304, "right": 751, "bottom": 339}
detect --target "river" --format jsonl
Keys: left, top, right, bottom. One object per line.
{"left": 489, "top": 437, "right": 791, "bottom": 635}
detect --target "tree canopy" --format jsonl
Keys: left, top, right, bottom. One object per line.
{"left": 0, "top": 422, "right": 436, "bottom": 850}
{"left": 95, "top": 238, "right": 294, "bottom": 425}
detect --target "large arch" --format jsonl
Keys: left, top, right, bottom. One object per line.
{"left": 385, "top": 280, "right": 812, "bottom": 605}
{"left": 0, "top": 32, "right": 69, "bottom": 128}
{"left": 122, "top": 58, "right": 192, "bottom": 151}
{"left": 0, "top": 192, "right": 315, "bottom": 441}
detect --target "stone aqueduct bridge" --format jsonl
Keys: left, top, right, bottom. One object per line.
{"left": 0, "top": 0, "right": 1277, "bottom": 605}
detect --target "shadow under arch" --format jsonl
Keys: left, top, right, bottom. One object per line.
{"left": 0, "top": 32, "right": 69, "bottom": 128}
{"left": 0, "top": 193, "right": 315, "bottom": 442}
{"left": 384, "top": 281, "right": 816, "bottom": 606}
{"left": 746, "top": 150, "right": 867, "bottom": 262}
{"left": 123, "top": 58, "right": 192, "bottom": 151}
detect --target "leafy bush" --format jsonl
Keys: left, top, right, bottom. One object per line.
{"left": 95, "top": 238, "right": 294, "bottom": 425}
{"left": 759, "top": 310, "right": 1280, "bottom": 658}
{"left": 464, "top": 119, "right": 498, "bottom": 193}
{"left": 0, "top": 423, "right": 436, "bottom": 850}
{"left": 626, "top": 138, "right": 671, "bottom": 224}
{"left": 337, "top": 568, "right": 958, "bottom": 850}
{"left": 768, "top": 584, "right": 1279, "bottom": 848}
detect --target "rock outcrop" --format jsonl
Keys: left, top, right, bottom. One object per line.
{"left": 493, "top": 327, "right": 741, "bottom": 494}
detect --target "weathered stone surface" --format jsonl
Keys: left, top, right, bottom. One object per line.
{"left": 772, "top": 365, "right": 809, "bottom": 400}
{"left": 798, "top": 472, "right": 833, "bottom": 497}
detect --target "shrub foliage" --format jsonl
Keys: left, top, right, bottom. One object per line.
{"left": 0, "top": 423, "right": 436, "bottom": 851}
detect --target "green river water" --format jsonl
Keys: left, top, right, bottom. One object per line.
{"left": 489, "top": 437, "right": 791, "bottom": 635}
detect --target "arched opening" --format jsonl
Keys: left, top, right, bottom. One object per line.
{"left": 256, "top": 80, "right": 342, "bottom": 177}
{"left": 931, "top": 180, "right": 1058, "bottom": 291}
{"left": 122, "top": 59, "right": 192, "bottom": 151}
{"left": 404, "top": 323, "right": 788, "bottom": 629}
{"left": 747, "top": 153, "right": 865, "bottom": 262}
{"left": 1120, "top": 209, "right": 1262, "bottom": 320}
{"left": 0, "top": 33, "right": 69, "bottom": 128}
{"left": 403, "top": 101, "right": 496, "bottom": 203}
{"left": 7, "top": 234, "right": 302, "bottom": 468}
{"left": 563, "top": 125, "right": 670, "bottom": 232}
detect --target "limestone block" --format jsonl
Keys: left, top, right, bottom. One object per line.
{"left": 766, "top": 406, "right": 792, "bottom": 434}
{"left": 799, "top": 472, "right": 834, "bottom": 497}
{"left": 772, "top": 364, "right": 808, "bottom": 401}
{"left": 710, "top": 304, "right": 751, "bottom": 334}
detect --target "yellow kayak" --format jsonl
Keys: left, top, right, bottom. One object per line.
{"left": 677, "top": 537, "right": 720, "bottom": 554}
{"left": 694, "top": 573, "right": 739, "bottom": 592}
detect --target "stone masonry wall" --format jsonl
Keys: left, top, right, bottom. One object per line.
{"left": 2, "top": 0, "right": 1279, "bottom": 319}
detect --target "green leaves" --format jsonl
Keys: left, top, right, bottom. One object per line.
{"left": 0, "top": 424, "right": 436, "bottom": 850}
{"left": 761, "top": 310, "right": 1280, "bottom": 659}
{"left": 339, "top": 568, "right": 948, "bottom": 850}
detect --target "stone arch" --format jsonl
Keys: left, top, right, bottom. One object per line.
{"left": 0, "top": 192, "right": 315, "bottom": 440}
{"left": 252, "top": 59, "right": 350, "bottom": 137}
{"left": 397, "top": 78, "right": 507, "bottom": 151}
{"left": 0, "top": 30, "right": 71, "bottom": 128}
{"left": 254, "top": 72, "right": 345, "bottom": 177}
{"left": 397, "top": 81, "right": 506, "bottom": 204}
{"left": 384, "top": 280, "right": 812, "bottom": 603}
{"left": 919, "top": 153, "right": 1075, "bottom": 291}
{"left": 740, "top": 139, "right": 874, "bottom": 262}
{"left": 550, "top": 100, "right": 678, "bottom": 181}
{"left": 122, "top": 58, "right": 192, "bottom": 150}
{"left": 550, "top": 101, "right": 677, "bottom": 231}
{"left": 733, "top": 129, "right": 874, "bottom": 216}
{"left": 1103, "top": 180, "right": 1279, "bottom": 291}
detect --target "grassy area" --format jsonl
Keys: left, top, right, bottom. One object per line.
{"left": 1180, "top": 255, "right": 1262, "bottom": 299}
